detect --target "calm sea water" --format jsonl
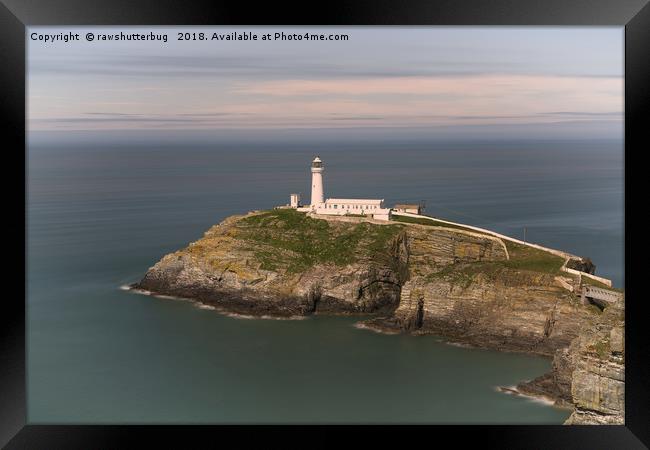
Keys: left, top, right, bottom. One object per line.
{"left": 27, "top": 136, "right": 623, "bottom": 423}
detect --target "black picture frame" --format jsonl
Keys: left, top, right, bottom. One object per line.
{"left": 2, "top": 0, "right": 648, "bottom": 447}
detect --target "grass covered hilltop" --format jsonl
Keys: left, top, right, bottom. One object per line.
{"left": 235, "top": 209, "right": 404, "bottom": 273}
{"left": 134, "top": 208, "right": 624, "bottom": 424}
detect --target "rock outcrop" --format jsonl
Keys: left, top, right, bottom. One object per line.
{"left": 566, "top": 257, "right": 596, "bottom": 275}
{"left": 361, "top": 221, "right": 594, "bottom": 356}
{"left": 136, "top": 210, "right": 409, "bottom": 317}
{"left": 518, "top": 297, "right": 625, "bottom": 424}
{"left": 133, "top": 209, "right": 624, "bottom": 423}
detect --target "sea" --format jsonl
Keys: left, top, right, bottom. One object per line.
{"left": 27, "top": 133, "right": 623, "bottom": 424}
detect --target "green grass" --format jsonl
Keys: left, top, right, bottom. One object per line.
{"left": 236, "top": 209, "right": 404, "bottom": 273}
{"left": 424, "top": 265, "right": 478, "bottom": 288}
{"left": 503, "top": 241, "right": 565, "bottom": 273}
{"left": 238, "top": 209, "right": 571, "bottom": 286}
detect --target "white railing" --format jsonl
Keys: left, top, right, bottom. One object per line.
{"left": 393, "top": 211, "right": 574, "bottom": 257}
{"left": 562, "top": 267, "right": 612, "bottom": 287}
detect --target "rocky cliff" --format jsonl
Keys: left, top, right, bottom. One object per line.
{"left": 133, "top": 209, "right": 623, "bottom": 422}
{"left": 361, "top": 218, "right": 597, "bottom": 356}
{"left": 136, "top": 210, "right": 410, "bottom": 316}
{"left": 518, "top": 297, "right": 625, "bottom": 424}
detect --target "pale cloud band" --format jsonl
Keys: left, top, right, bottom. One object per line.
{"left": 28, "top": 27, "right": 623, "bottom": 135}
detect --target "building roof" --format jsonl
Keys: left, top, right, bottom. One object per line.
{"left": 394, "top": 204, "right": 420, "bottom": 209}
{"left": 326, "top": 198, "right": 383, "bottom": 204}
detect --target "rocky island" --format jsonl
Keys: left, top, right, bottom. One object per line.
{"left": 132, "top": 208, "right": 624, "bottom": 425}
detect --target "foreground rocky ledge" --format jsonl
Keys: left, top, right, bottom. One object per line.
{"left": 133, "top": 209, "right": 624, "bottom": 424}
{"left": 517, "top": 297, "right": 625, "bottom": 424}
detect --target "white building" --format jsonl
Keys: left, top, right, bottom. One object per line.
{"left": 290, "top": 193, "right": 301, "bottom": 208}
{"left": 310, "top": 156, "right": 324, "bottom": 205}
{"left": 292, "top": 156, "right": 392, "bottom": 221}
{"left": 315, "top": 198, "right": 391, "bottom": 221}
{"left": 394, "top": 203, "right": 422, "bottom": 214}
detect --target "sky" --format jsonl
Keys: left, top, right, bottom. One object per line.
{"left": 28, "top": 27, "right": 623, "bottom": 139}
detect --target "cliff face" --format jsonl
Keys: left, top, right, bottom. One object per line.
{"left": 518, "top": 298, "right": 625, "bottom": 424}
{"left": 366, "top": 270, "right": 592, "bottom": 356}
{"left": 565, "top": 300, "right": 625, "bottom": 424}
{"left": 137, "top": 210, "right": 597, "bottom": 353}
{"left": 135, "top": 209, "right": 623, "bottom": 422}
{"left": 137, "top": 210, "right": 409, "bottom": 316}
{"left": 362, "top": 220, "right": 595, "bottom": 356}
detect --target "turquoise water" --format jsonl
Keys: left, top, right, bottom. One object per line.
{"left": 27, "top": 136, "right": 622, "bottom": 423}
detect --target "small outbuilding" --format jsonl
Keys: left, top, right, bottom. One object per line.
{"left": 394, "top": 204, "right": 422, "bottom": 215}
{"left": 290, "top": 193, "right": 301, "bottom": 208}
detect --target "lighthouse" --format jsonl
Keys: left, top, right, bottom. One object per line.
{"left": 287, "top": 155, "right": 391, "bottom": 220}
{"left": 310, "top": 156, "right": 324, "bottom": 206}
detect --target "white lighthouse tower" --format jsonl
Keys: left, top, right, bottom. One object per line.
{"left": 310, "top": 156, "right": 324, "bottom": 206}
{"left": 287, "top": 155, "right": 390, "bottom": 220}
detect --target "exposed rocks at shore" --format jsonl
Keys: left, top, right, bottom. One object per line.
{"left": 133, "top": 209, "right": 623, "bottom": 424}
{"left": 518, "top": 298, "right": 625, "bottom": 424}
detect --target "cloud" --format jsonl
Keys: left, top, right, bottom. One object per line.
{"left": 29, "top": 52, "right": 622, "bottom": 81}
{"left": 539, "top": 111, "right": 622, "bottom": 116}
{"left": 27, "top": 28, "right": 623, "bottom": 134}
{"left": 233, "top": 74, "right": 621, "bottom": 98}
{"left": 32, "top": 117, "right": 202, "bottom": 123}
